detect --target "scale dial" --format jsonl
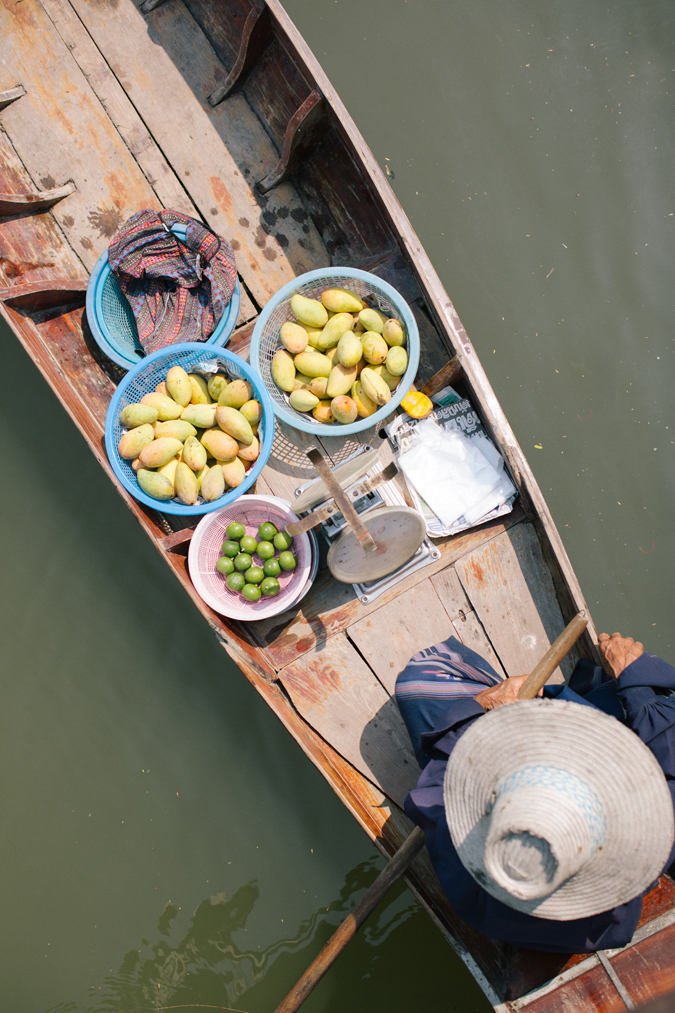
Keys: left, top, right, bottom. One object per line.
{"left": 327, "top": 506, "right": 427, "bottom": 583}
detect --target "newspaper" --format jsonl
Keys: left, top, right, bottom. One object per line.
{"left": 385, "top": 391, "right": 517, "bottom": 538}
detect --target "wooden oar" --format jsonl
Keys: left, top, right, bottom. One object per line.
{"left": 273, "top": 612, "right": 589, "bottom": 1013}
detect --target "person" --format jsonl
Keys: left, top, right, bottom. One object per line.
{"left": 395, "top": 631, "right": 675, "bottom": 953}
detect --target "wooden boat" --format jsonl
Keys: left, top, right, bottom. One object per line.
{"left": 2, "top": 0, "right": 673, "bottom": 1008}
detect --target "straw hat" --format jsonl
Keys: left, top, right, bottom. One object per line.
{"left": 444, "top": 699, "right": 674, "bottom": 920}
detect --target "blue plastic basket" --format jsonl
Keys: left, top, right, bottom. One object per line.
{"left": 86, "top": 224, "right": 241, "bottom": 371}
{"left": 105, "top": 343, "right": 275, "bottom": 516}
{"left": 249, "top": 267, "right": 419, "bottom": 437}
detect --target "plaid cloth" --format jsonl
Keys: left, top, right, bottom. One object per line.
{"left": 108, "top": 209, "right": 237, "bottom": 354}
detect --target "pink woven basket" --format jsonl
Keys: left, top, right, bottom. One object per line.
{"left": 188, "top": 496, "right": 313, "bottom": 621}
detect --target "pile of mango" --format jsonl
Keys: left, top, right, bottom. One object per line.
{"left": 117, "top": 364, "right": 263, "bottom": 506}
{"left": 270, "top": 286, "right": 409, "bottom": 425}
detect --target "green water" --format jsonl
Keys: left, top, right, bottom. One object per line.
{"left": 2, "top": 0, "right": 674, "bottom": 1008}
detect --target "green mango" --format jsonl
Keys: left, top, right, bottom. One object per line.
{"left": 371, "top": 364, "right": 402, "bottom": 391}
{"left": 118, "top": 423, "right": 155, "bottom": 460}
{"left": 136, "top": 468, "right": 174, "bottom": 501}
{"left": 182, "top": 435, "right": 207, "bottom": 472}
{"left": 289, "top": 389, "right": 320, "bottom": 412}
{"left": 358, "top": 307, "right": 388, "bottom": 334}
{"left": 240, "top": 399, "right": 263, "bottom": 426}
{"left": 218, "top": 379, "right": 252, "bottom": 409}
{"left": 221, "top": 457, "right": 246, "bottom": 489}
{"left": 385, "top": 346, "right": 408, "bottom": 376}
{"left": 200, "top": 464, "right": 225, "bottom": 502}
{"left": 316, "top": 312, "right": 354, "bottom": 351}
{"left": 320, "top": 287, "right": 364, "bottom": 313}
{"left": 153, "top": 420, "right": 197, "bottom": 442}
{"left": 166, "top": 365, "right": 192, "bottom": 407}
{"left": 336, "top": 332, "right": 363, "bottom": 368}
{"left": 280, "top": 321, "right": 309, "bottom": 355}
{"left": 293, "top": 350, "right": 332, "bottom": 378}
{"left": 174, "top": 462, "right": 199, "bottom": 505}
{"left": 119, "top": 403, "right": 159, "bottom": 429}
{"left": 215, "top": 406, "right": 254, "bottom": 446}
{"left": 360, "top": 368, "right": 391, "bottom": 407}
{"left": 207, "top": 374, "right": 230, "bottom": 400}
{"left": 140, "top": 392, "right": 184, "bottom": 421}
{"left": 361, "top": 332, "right": 389, "bottom": 365}
{"left": 271, "top": 349, "right": 296, "bottom": 392}
{"left": 326, "top": 362, "right": 358, "bottom": 398}
{"left": 290, "top": 293, "right": 328, "bottom": 329}
{"left": 382, "top": 318, "right": 405, "bottom": 346}
{"left": 181, "top": 404, "right": 217, "bottom": 428}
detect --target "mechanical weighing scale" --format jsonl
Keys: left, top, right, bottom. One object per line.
{"left": 286, "top": 445, "right": 441, "bottom": 604}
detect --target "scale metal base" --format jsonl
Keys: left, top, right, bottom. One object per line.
{"left": 293, "top": 445, "right": 441, "bottom": 605}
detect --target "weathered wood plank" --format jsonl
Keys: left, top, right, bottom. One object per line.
{"left": 430, "top": 567, "right": 506, "bottom": 677}
{"left": 68, "top": 0, "right": 328, "bottom": 303}
{"left": 250, "top": 505, "right": 525, "bottom": 670}
{"left": 348, "top": 580, "right": 455, "bottom": 696}
{"left": 277, "top": 632, "right": 420, "bottom": 808}
{"left": 40, "top": 0, "right": 196, "bottom": 218}
{"left": 455, "top": 522, "right": 571, "bottom": 681}
{"left": 0, "top": 0, "right": 161, "bottom": 266}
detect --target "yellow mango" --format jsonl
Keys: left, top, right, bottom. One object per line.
{"left": 136, "top": 468, "right": 174, "bottom": 501}
{"left": 321, "top": 287, "right": 364, "bottom": 313}
{"left": 302, "top": 326, "right": 324, "bottom": 348}
{"left": 309, "top": 376, "right": 328, "bottom": 398}
{"left": 181, "top": 404, "right": 217, "bottom": 429}
{"left": 166, "top": 365, "right": 192, "bottom": 407}
{"left": 188, "top": 373, "right": 211, "bottom": 404}
{"left": 240, "top": 400, "right": 263, "bottom": 426}
{"left": 201, "top": 428, "right": 238, "bottom": 462}
{"left": 221, "top": 457, "right": 246, "bottom": 489}
{"left": 139, "top": 437, "right": 184, "bottom": 469}
{"left": 153, "top": 420, "right": 197, "bottom": 442}
{"left": 336, "top": 331, "right": 363, "bottom": 368}
{"left": 120, "top": 403, "right": 159, "bottom": 429}
{"left": 237, "top": 436, "right": 260, "bottom": 462}
{"left": 382, "top": 318, "right": 405, "bottom": 347}
{"left": 358, "top": 307, "right": 388, "bottom": 334}
{"left": 216, "top": 406, "right": 254, "bottom": 446}
{"left": 174, "top": 462, "right": 199, "bottom": 505}
{"left": 361, "top": 332, "right": 388, "bottom": 365}
{"left": 155, "top": 381, "right": 168, "bottom": 396}
{"left": 351, "top": 380, "right": 378, "bottom": 418}
{"left": 200, "top": 464, "right": 225, "bottom": 502}
{"left": 218, "top": 378, "right": 252, "bottom": 409}
{"left": 385, "top": 346, "right": 408, "bottom": 376}
{"left": 289, "top": 389, "right": 320, "bottom": 412}
{"left": 312, "top": 400, "right": 335, "bottom": 424}
{"left": 140, "top": 392, "right": 184, "bottom": 421}
{"left": 294, "top": 350, "right": 332, "bottom": 378}
{"left": 271, "top": 349, "right": 296, "bottom": 392}
{"left": 118, "top": 424, "right": 155, "bottom": 461}
{"left": 316, "top": 312, "right": 354, "bottom": 351}
{"left": 326, "top": 362, "right": 358, "bottom": 398}
{"left": 182, "top": 435, "right": 207, "bottom": 472}
{"left": 280, "top": 321, "right": 309, "bottom": 355}
{"left": 158, "top": 456, "right": 179, "bottom": 489}
{"left": 292, "top": 372, "right": 313, "bottom": 391}
{"left": 291, "top": 293, "right": 328, "bottom": 329}
{"left": 207, "top": 374, "right": 230, "bottom": 400}
{"left": 331, "top": 395, "right": 358, "bottom": 424}
{"left": 371, "top": 364, "right": 402, "bottom": 391}
{"left": 360, "top": 368, "right": 391, "bottom": 407}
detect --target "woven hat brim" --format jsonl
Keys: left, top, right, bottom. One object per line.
{"left": 444, "top": 699, "right": 674, "bottom": 920}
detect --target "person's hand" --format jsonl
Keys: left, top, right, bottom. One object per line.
{"left": 474, "top": 675, "right": 541, "bottom": 711}
{"left": 598, "top": 632, "right": 644, "bottom": 680}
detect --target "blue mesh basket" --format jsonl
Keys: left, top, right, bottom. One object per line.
{"left": 105, "top": 343, "right": 275, "bottom": 516}
{"left": 249, "top": 267, "right": 419, "bottom": 437}
{"left": 87, "top": 224, "right": 241, "bottom": 371}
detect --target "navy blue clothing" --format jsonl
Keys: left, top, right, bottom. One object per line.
{"left": 397, "top": 643, "right": 675, "bottom": 953}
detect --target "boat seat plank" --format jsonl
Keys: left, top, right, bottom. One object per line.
{"left": 430, "top": 567, "right": 506, "bottom": 678}
{"left": 455, "top": 522, "right": 571, "bottom": 682}
{"left": 68, "top": 0, "right": 329, "bottom": 305}
{"left": 250, "top": 505, "right": 525, "bottom": 670}
{"left": 0, "top": 0, "right": 162, "bottom": 267}
{"left": 277, "top": 632, "right": 420, "bottom": 808}
{"left": 347, "top": 580, "right": 456, "bottom": 696}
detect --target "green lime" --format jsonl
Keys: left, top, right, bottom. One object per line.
{"left": 263, "top": 558, "right": 281, "bottom": 577}
{"left": 226, "top": 521, "right": 245, "bottom": 541}
{"left": 234, "top": 552, "right": 252, "bottom": 572}
{"left": 216, "top": 556, "right": 234, "bottom": 575}
{"left": 273, "top": 530, "right": 293, "bottom": 551}
{"left": 261, "top": 577, "right": 280, "bottom": 597}
{"left": 244, "top": 566, "right": 265, "bottom": 585}
{"left": 240, "top": 535, "right": 258, "bottom": 554}
{"left": 278, "top": 550, "right": 297, "bottom": 571}
{"left": 258, "top": 522, "right": 278, "bottom": 542}
{"left": 256, "top": 540, "right": 275, "bottom": 560}
{"left": 226, "top": 572, "right": 245, "bottom": 593}
{"left": 221, "top": 539, "right": 240, "bottom": 558}
{"left": 242, "top": 583, "right": 262, "bottom": 602}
